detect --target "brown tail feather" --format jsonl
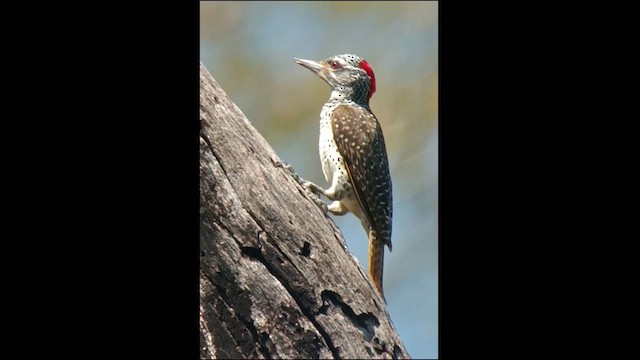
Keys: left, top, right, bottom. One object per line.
{"left": 368, "top": 229, "right": 385, "bottom": 301}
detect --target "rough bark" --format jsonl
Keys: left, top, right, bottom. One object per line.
{"left": 199, "top": 62, "right": 410, "bottom": 359}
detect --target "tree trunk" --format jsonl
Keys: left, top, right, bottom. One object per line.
{"left": 199, "top": 62, "right": 410, "bottom": 359}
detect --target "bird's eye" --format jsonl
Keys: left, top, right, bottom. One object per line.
{"left": 329, "top": 60, "right": 341, "bottom": 69}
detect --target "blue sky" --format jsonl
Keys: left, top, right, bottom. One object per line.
{"left": 201, "top": 2, "right": 438, "bottom": 358}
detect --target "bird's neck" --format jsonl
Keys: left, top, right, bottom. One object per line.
{"left": 329, "top": 85, "right": 370, "bottom": 107}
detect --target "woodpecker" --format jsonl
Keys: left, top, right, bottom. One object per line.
{"left": 293, "top": 54, "right": 393, "bottom": 300}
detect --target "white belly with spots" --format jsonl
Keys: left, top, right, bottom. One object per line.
{"left": 318, "top": 105, "right": 345, "bottom": 184}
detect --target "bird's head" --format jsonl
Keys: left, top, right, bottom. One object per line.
{"left": 294, "top": 54, "right": 377, "bottom": 104}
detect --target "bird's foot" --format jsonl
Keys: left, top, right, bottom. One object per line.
{"left": 305, "top": 191, "right": 328, "bottom": 215}
{"left": 274, "top": 159, "right": 328, "bottom": 215}
{"left": 273, "top": 160, "right": 301, "bottom": 182}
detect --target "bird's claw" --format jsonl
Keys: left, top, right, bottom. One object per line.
{"left": 273, "top": 159, "right": 292, "bottom": 170}
{"left": 300, "top": 182, "right": 328, "bottom": 215}
{"left": 307, "top": 190, "right": 328, "bottom": 215}
{"left": 274, "top": 159, "right": 303, "bottom": 184}
{"left": 274, "top": 159, "right": 328, "bottom": 215}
